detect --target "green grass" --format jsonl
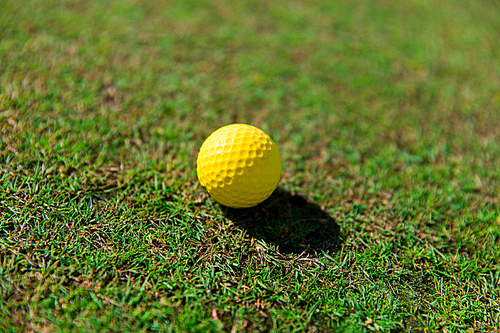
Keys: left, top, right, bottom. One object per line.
{"left": 1, "top": 0, "right": 499, "bottom": 331}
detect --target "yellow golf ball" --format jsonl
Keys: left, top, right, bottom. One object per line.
{"left": 197, "top": 124, "right": 282, "bottom": 208}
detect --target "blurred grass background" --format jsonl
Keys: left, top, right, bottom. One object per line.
{"left": 1, "top": 0, "right": 499, "bottom": 331}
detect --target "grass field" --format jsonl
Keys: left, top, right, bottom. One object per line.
{"left": 1, "top": 0, "right": 500, "bottom": 331}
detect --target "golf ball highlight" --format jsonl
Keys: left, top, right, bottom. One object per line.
{"left": 197, "top": 124, "right": 282, "bottom": 208}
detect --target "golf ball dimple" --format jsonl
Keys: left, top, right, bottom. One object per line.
{"left": 197, "top": 124, "right": 282, "bottom": 208}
